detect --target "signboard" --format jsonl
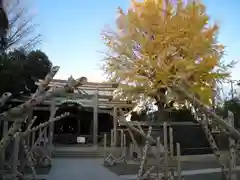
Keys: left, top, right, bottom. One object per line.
{"left": 77, "top": 136, "right": 86, "bottom": 144}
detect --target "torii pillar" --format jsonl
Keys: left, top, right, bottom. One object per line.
{"left": 93, "top": 90, "right": 99, "bottom": 146}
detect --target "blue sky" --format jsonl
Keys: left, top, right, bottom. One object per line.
{"left": 33, "top": 0, "right": 240, "bottom": 83}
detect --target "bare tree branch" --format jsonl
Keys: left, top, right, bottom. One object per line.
{"left": 3, "top": 0, "right": 40, "bottom": 51}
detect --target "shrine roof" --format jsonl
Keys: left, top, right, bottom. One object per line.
{"left": 38, "top": 79, "right": 119, "bottom": 89}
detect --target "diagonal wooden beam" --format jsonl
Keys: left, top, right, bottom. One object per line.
{"left": 174, "top": 84, "right": 240, "bottom": 141}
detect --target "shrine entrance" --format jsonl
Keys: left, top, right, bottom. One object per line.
{"left": 53, "top": 101, "right": 114, "bottom": 145}
{"left": 53, "top": 102, "right": 92, "bottom": 145}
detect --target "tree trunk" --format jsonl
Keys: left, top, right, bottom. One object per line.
{"left": 154, "top": 87, "right": 167, "bottom": 110}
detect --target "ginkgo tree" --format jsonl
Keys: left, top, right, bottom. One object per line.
{"left": 101, "top": 0, "right": 234, "bottom": 109}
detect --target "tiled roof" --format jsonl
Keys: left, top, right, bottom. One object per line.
{"left": 45, "top": 79, "right": 119, "bottom": 88}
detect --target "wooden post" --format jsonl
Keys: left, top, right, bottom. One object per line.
{"left": 43, "top": 128, "right": 47, "bottom": 146}
{"left": 163, "top": 122, "right": 169, "bottom": 180}
{"left": 228, "top": 111, "right": 237, "bottom": 180}
{"left": 27, "top": 109, "right": 33, "bottom": 145}
{"left": 19, "top": 115, "right": 37, "bottom": 173}
{"left": 12, "top": 134, "right": 20, "bottom": 180}
{"left": 176, "top": 143, "right": 182, "bottom": 180}
{"left": 104, "top": 133, "right": 107, "bottom": 158}
{"left": 156, "top": 136, "right": 161, "bottom": 173}
{"left": 93, "top": 90, "right": 99, "bottom": 146}
{"left": 18, "top": 138, "right": 26, "bottom": 174}
{"left": 49, "top": 101, "right": 56, "bottom": 148}
{"left": 120, "top": 129, "right": 124, "bottom": 149}
{"left": 113, "top": 107, "right": 118, "bottom": 147}
{"left": 169, "top": 127, "right": 174, "bottom": 158}
{"left": 111, "top": 129, "right": 114, "bottom": 147}
{"left": 38, "top": 128, "right": 42, "bottom": 145}
{"left": 156, "top": 136, "right": 161, "bottom": 152}
{"left": 0, "top": 118, "right": 8, "bottom": 169}
{"left": 123, "top": 133, "right": 127, "bottom": 157}
{"left": 22, "top": 139, "right": 36, "bottom": 179}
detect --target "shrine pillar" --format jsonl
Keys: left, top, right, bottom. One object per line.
{"left": 113, "top": 107, "right": 118, "bottom": 147}
{"left": 93, "top": 90, "right": 99, "bottom": 146}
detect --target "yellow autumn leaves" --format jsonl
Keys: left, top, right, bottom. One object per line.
{"left": 101, "top": 0, "right": 232, "bottom": 105}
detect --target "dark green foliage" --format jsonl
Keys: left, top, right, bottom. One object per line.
{"left": 0, "top": 49, "right": 52, "bottom": 96}
{"left": 222, "top": 98, "right": 240, "bottom": 128}
{"left": 26, "top": 50, "right": 52, "bottom": 79}
{"left": 0, "top": 3, "right": 9, "bottom": 51}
